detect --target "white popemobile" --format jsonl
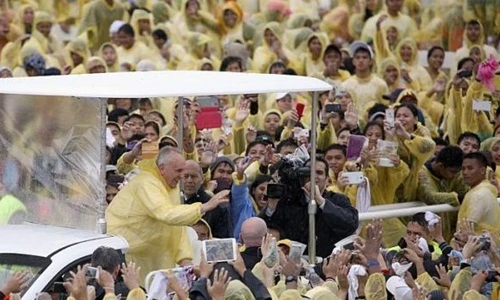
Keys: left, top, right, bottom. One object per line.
{"left": 0, "top": 71, "right": 331, "bottom": 299}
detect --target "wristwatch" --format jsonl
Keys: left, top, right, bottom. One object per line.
{"left": 285, "top": 275, "right": 297, "bottom": 284}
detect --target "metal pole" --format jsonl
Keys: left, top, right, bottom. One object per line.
{"left": 98, "top": 98, "right": 107, "bottom": 234}
{"left": 308, "top": 91, "right": 318, "bottom": 265}
{"left": 177, "top": 97, "right": 184, "bottom": 152}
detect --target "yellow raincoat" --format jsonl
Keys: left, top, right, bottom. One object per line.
{"left": 341, "top": 74, "right": 389, "bottom": 112}
{"left": 217, "top": 1, "right": 255, "bottom": 50}
{"left": 170, "top": 0, "right": 219, "bottom": 47}
{"left": 395, "top": 123, "right": 436, "bottom": 203}
{"left": 295, "top": 31, "right": 328, "bottom": 77}
{"left": 372, "top": 161, "right": 410, "bottom": 247}
{"left": 460, "top": 80, "right": 494, "bottom": 141}
{"left": 106, "top": 159, "right": 203, "bottom": 282}
{"left": 177, "top": 32, "right": 219, "bottom": 70}
{"left": 116, "top": 39, "right": 152, "bottom": 69}
{"left": 458, "top": 180, "right": 500, "bottom": 243}
{"left": 417, "top": 165, "right": 468, "bottom": 241}
{"left": 225, "top": 280, "right": 255, "bottom": 300}
{"left": 453, "top": 20, "right": 499, "bottom": 74}
{"left": 24, "top": 11, "right": 63, "bottom": 54}
{"left": 378, "top": 57, "right": 420, "bottom": 92}
{"left": 99, "top": 42, "right": 120, "bottom": 72}
{"left": 252, "top": 22, "right": 300, "bottom": 74}
{"left": 360, "top": 11, "right": 418, "bottom": 44}
{"left": 394, "top": 38, "right": 433, "bottom": 92}
{"left": 130, "top": 9, "right": 155, "bottom": 47}
{"left": 10, "top": 2, "right": 38, "bottom": 36}
{"left": 64, "top": 38, "right": 90, "bottom": 74}
{"left": 77, "top": 0, "right": 127, "bottom": 52}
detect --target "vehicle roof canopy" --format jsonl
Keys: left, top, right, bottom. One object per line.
{"left": 0, "top": 71, "right": 330, "bottom": 231}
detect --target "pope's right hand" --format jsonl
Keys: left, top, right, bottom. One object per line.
{"left": 201, "top": 190, "right": 230, "bottom": 214}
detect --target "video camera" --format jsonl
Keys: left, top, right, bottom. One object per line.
{"left": 267, "top": 158, "right": 311, "bottom": 205}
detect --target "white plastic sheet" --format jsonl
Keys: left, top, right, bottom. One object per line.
{"left": 0, "top": 95, "right": 102, "bottom": 230}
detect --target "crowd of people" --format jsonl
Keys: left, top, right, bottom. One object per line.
{"left": 0, "top": 0, "right": 500, "bottom": 299}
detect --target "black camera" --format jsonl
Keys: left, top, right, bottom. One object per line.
{"left": 479, "top": 236, "right": 491, "bottom": 251}
{"left": 275, "top": 158, "right": 311, "bottom": 204}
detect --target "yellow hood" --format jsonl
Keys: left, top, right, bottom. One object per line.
{"left": 130, "top": 9, "right": 153, "bottom": 37}
{"left": 225, "top": 280, "right": 255, "bottom": 300}
{"left": 395, "top": 37, "right": 418, "bottom": 66}
{"left": 378, "top": 57, "right": 400, "bottom": 77}
{"left": 463, "top": 20, "right": 485, "bottom": 48}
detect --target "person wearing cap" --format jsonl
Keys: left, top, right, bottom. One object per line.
{"left": 77, "top": 0, "right": 127, "bottom": 52}
{"left": 313, "top": 43, "right": 351, "bottom": 87}
{"left": 109, "top": 20, "right": 126, "bottom": 46}
{"left": 23, "top": 52, "right": 45, "bottom": 76}
{"left": 360, "top": 0, "right": 417, "bottom": 44}
{"left": 342, "top": 42, "right": 389, "bottom": 111}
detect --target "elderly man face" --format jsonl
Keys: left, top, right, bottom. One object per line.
{"left": 182, "top": 161, "right": 204, "bottom": 197}
{"left": 158, "top": 151, "right": 187, "bottom": 188}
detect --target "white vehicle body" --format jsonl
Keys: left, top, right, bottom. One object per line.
{"left": 0, "top": 224, "right": 128, "bottom": 299}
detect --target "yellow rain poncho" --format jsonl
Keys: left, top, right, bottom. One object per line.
{"left": 151, "top": 0, "right": 175, "bottom": 24}
{"left": 64, "top": 38, "right": 90, "bottom": 74}
{"left": 217, "top": 1, "right": 255, "bottom": 49}
{"left": 177, "top": 32, "right": 218, "bottom": 70}
{"left": 106, "top": 159, "right": 203, "bottom": 282}
{"left": 394, "top": 38, "right": 433, "bottom": 92}
{"left": 86, "top": 56, "right": 107, "bottom": 73}
{"left": 304, "top": 286, "right": 339, "bottom": 300}
{"left": 341, "top": 73, "right": 389, "bottom": 112}
{"left": 378, "top": 57, "right": 420, "bottom": 92}
{"left": 295, "top": 30, "right": 328, "bottom": 77}
{"left": 360, "top": 11, "right": 417, "bottom": 44}
{"left": 252, "top": 22, "right": 300, "bottom": 74}
{"left": 225, "top": 280, "right": 255, "bottom": 300}
{"left": 99, "top": 42, "right": 120, "bottom": 72}
{"left": 116, "top": 39, "right": 152, "bottom": 69}
{"left": 23, "top": 11, "right": 63, "bottom": 58}
{"left": 170, "top": 0, "right": 219, "bottom": 46}
{"left": 417, "top": 166, "right": 468, "bottom": 241}
{"left": 372, "top": 162, "right": 410, "bottom": 247}
{"left": 289, "top": 0, "right": 319, "bottom": 21}
{"left": 394, "top": 123, "right": 436, "bottom": 203}
{"left": 10, "top": 2, "right": 38, "bottom": 35}
{"left": 11, "top": 44, "right": 41, "bottom": 77}
{"left": 453, "top": 20, "right": 499, "bottom": 74}
{"left": 463, "top": 0, "right": 500, "bottom": 35}
{"left": 130, "top": 9, "right": 155, "bottom": 47}
{"left": 77, "top": 0, "right": 127, "bottom": 52}
{"left": 364, "top": 273, "right": 387, "bottom": 300}
{"left": 319, "top": 0, "right": 354, "bottom": 42}
{"left": 458, "top": 180, "right": 500, "bottom": 243}
{"left": 460, "top": 80, "right": 494, "bottom": 141}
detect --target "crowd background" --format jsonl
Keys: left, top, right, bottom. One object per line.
{"left": 0, "top": 0, "right": 500, "bottom": 299}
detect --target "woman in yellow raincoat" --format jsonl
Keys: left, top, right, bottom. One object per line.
{"left": 116, "top": 24, "right": 153, "bottom": 70}
{"left": 389, "top": 102, "right": 435, "bottom": 203}
{"left": 22, "top": 11, "right": 63, "bottom": 68}
{"left": 64, "top": 37, "right": 90, "bottom": 74}
{"left": 130, "top": 9, "right": 155, "bottom": 47}
{"left": 378, "top": 57, "right": 420, "bottom": 93}
{"left": 295, "top": 29, "right": 328, "bottom": 77}
{"left": 99, "top": 42, "right": 119, "bottom": 72}
{"left": 252, "top": 22, "right": 300, "bottom": 74}
{"left": 170, "top": 0, "right": 218, "bottom": 46}
{"left": 217, "top": 1, "right": 255, "bottom": 51}
{"left": 10, "top": 2, "right": 37, "bottom": 35}
{"left": 177, "top": 32, "right": 219, "bottom": 70}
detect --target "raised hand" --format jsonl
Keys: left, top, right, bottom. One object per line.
{"left": 235, "top": 99, "right": 250, "bottom": 126}
{"left": 207, "top": 268, "right": 231, "bottom": 300}
{"left": 121, "top": 262, "right": 141, "bottom": 290}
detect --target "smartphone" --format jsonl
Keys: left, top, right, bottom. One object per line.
{"left": 385, "top": 108, "right": 394, "bottom": 127}
{"left": 266, "top": 183, "right": 286, "bottom": 199}
{"left": 296, "top": 103, "right": 305, "bottom": 120}
{"left": 457, "top": 69, "right": 473, "bottom": 78}
{"left": 397, "top": 237, "right": 407, "bottom": 249}
{"left": 142, "top": 141, "right": 159, "bottom": 159}
{"left": 85, "top": 266, "right": 99, "bottom": 279}
{"left": 472, "top": 100, "right": 491, "bottom": 112}
{"left": 479, "top": 236, "right": 491, "bottom": 251}
{"left": 127, "top": 140, "right": 139, "bottom": 151}
{"left": 346, "top": 135, "right": 367, "bottom": 161}
{"left": 202, "top": 238, "right": 238, "bottom": 263}
{"left": 213, "top": 177, "right": 232, "bottom": 194}
{"left": 325, "top": 103, "right": 341, "bottom": 113}
{"left": 195, "top": 111, "right": 223, "bottom": 130}
{"left": 195, "top": 96, "right": 219, "bottom": 108}
{"left": 486, "top": 270, "right": 500, "bottom": 282}
{"left": 342, "top": 172, "right": 364, "bottom": 185}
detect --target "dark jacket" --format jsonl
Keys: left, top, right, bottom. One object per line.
{"left": 185, "top": 188, "right": 232, "bottom": 238}
{"left": 259, "top": 190, "right": 358, "bottom": 258}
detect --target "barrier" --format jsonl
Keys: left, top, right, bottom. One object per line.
{"left": 359, "top": 198, "right": 500, "bottom": 221}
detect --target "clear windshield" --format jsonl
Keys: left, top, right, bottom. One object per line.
{"left": 0, "top": 253, "right": 51, "bottom": 294}
{"left": 0, "top": 95, "right": 103, "bottom": 230}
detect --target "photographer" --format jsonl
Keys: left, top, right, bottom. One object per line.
{"left": 259, "top": 156, "right": 358, "bottom": 258}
